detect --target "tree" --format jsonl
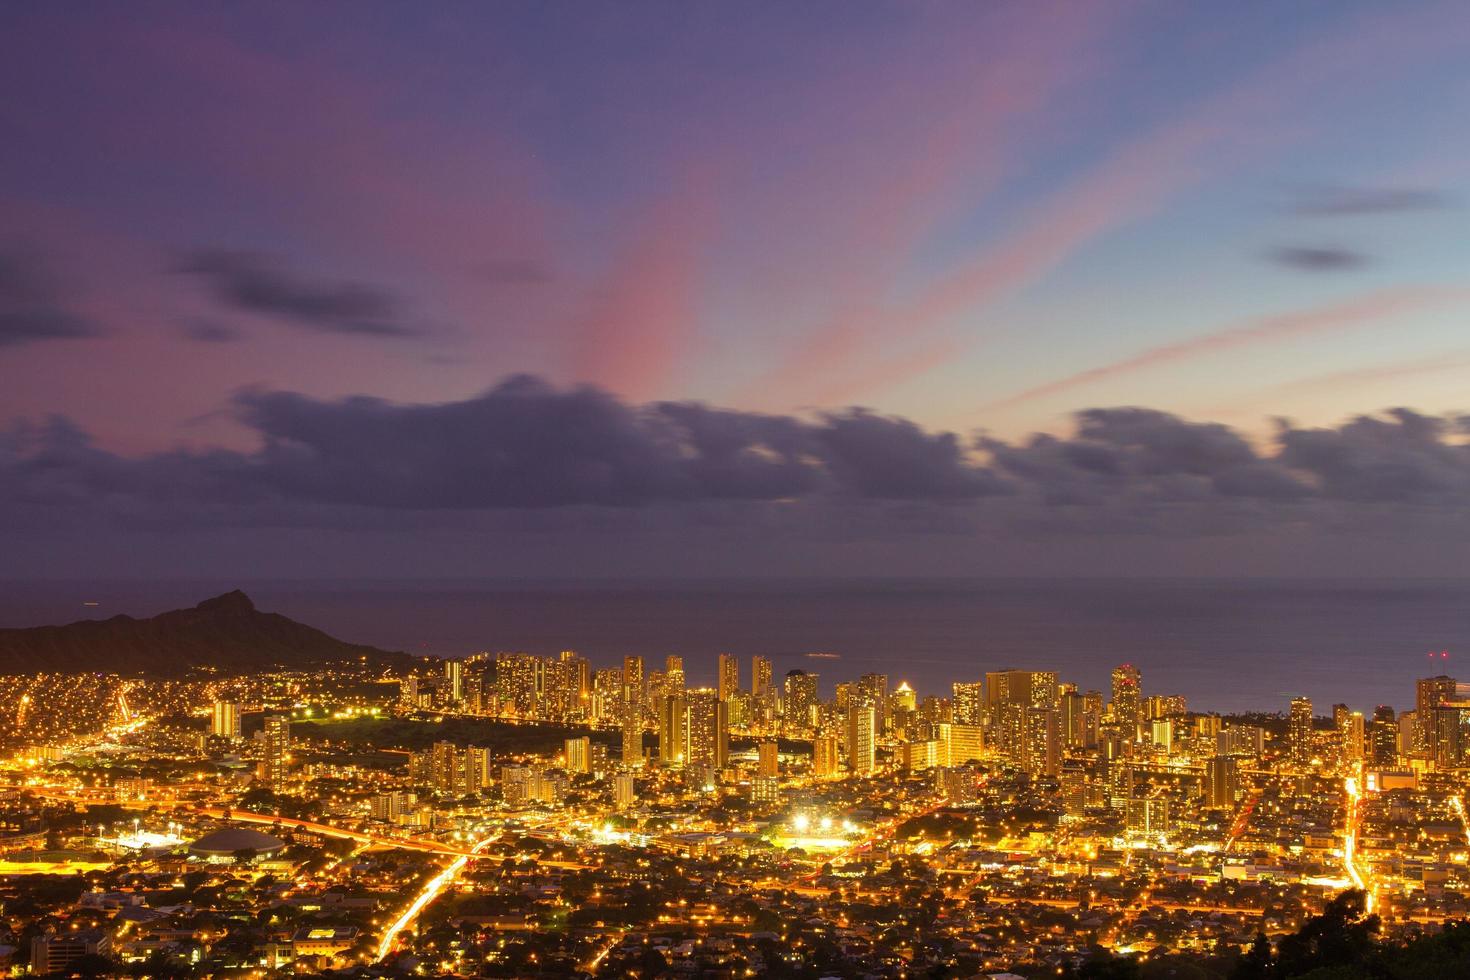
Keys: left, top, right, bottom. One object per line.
{"left": 1230, "top": 933, "right": 1273, "bottom": 980}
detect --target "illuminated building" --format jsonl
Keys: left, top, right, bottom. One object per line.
{"left": 726, "top": 690, "right": 752, "bottom": 728}
{"left": 952, "top": 681, "right": 983, "bottom": 726}
{"left": 984, "top": 669, "right": 1057, "bottom": 760}
{"left": 1059, "top": 764, "right": 1087, "bottom": 816}
{"left": 1431, "top": 704, "right": 1470, "bottom": 768}
{"left": 622, "top": 656, "right": 644, "bottom": 710}
{"left": 619, "top": 656, "right": 647, "bottom": 765}
{"left": 444, "top": 659, "right": 463, "bottom": 705}
{"left": 751, "top": 655, "right": 772, "bottom": 698}
{"left": 757, "top": 741, "right": 779, "bottom": 778}
{"left": 1151, "top": 718, "right": 1173, "bottom": 753}
{"left": 1061, "top": 690, "right": 1095, "bottom": 747}
{"left": 1336, "top": 705, "right": 1364, "bottom": 761}
{"left": 1219, "top": 723, "right": 1264, "bottom": 758}
{"left": 613, "top": 771, "right": 636, "bottom": 809}
{"left": 686, "top": 688, "right": 729, "bottom": 770}
{"left": 1206, "top": 755, "right": 1239, "bottom": 808}
{"left": 260, "top": 713, "right": 290, "bottom": 791}
{"left": 621, "top": 711, "right": 643, "bottom": 767}
{"left": 718, "top": 653, "right": 739, "bottom": 700}
{"left": 750, "top": 775, "right": 781, "bottom": 803}
{"left": 658, "top": 694, "right": 688, "bottom": 766}
{"left": 856, "top": 673, "right": 888, "bottom": 732}
{"left": 1289, "top": 696, "right": 1314, "bottom": 765}
{"left": 665, "top": 655, "right": 686, "bottom": 697}
{"left": 1415, "top": 675, "right": 1457, "bottom": 757}
{"left": 891, "top": 680, "right": 917, "bottom": 732}
{"left": 1369, "top": 705, "right": 1398, "bottom": 766}
{"left": 565, "top": 735, "right": 591, "bottom": 774}
{"left": 948, "top": 723, "right": 984, "bottom": 764}
{"left": 899, "top": 739, "right": 938, "bottom": 770}
{"left": 1110, "top": 664, "right": 1142, "bottom": 736}
{"left": 496, "top": 653, "right": 540, "bottom": 718}
{"left": 1144, "top": 694, "right": 1186, "bottom": 719}
{"left": 370, "top": 790, "right": 413, "bottom": 822}
{"left": 210, "top": 701, "right": 240, "bottom": 739}
{"left": 420, "top": 741, "right": 490, "bottom": 794}
{"left": 591, "top": 668, "right": 621, "bottom": 722}
{"left": 398, "top": 676, "right": 418, "bottom": 710}
{"left": 1020, "top": 707, "right": 1060, "bottom": 777}
{"left": 1125, "top": 796, "right": 1170, "bottom": 839}
{"left": 846, "top": 703, "right": 876, "bottom": 774}
{"left": 938, "top": 765, "right": 980, "bottom": 803}
{"left": 784, "top": 670, "right": 818, "bottom": 730}
{"left": 812, "top": 735, "right": 840, "bottom": 777}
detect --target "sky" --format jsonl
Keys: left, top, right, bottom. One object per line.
{"left": 4, "top": 1, "right": 1470, "bottom": 581}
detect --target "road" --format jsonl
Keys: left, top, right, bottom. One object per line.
{"left": 377, "top": 833, "right": 500, "bottom": 960}
{"left": 1342, "top": 772, "right": 1374, "bottom": 914}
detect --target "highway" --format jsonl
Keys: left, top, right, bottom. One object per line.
{"left": 377, "top": 833, "right": 500, "bottom": 960}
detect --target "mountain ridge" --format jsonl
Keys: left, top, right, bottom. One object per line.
{"left": 0, "top": 590, "right": 413, "bottom": 675}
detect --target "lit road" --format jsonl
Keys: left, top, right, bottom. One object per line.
{"left": 377, "top": 833, "right": 499, "bottom": 961}
{"left": 1342, "top": 773, "right": 1374, "bottom": 914}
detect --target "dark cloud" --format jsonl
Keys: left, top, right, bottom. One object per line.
{"left": 1267, "top": 245, "right": 1368, "bottom": 272}
{"left": 1291, "top": 185, "right": 1448, "bottom": 216}
{"left": 0, "top": 250, "right": 103, "bottom": 347}
{"left": 6, "top": 380, "right": 1470, "bottom": 558}
{"left": 178, "top": 249, "right": 422, "bottom": 337}
{"left": 179, "top": 318, "right": 243, "bottom": 343}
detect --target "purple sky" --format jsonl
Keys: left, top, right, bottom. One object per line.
{"left": 4, "top": 1, "right": 1470, "bottom": 580}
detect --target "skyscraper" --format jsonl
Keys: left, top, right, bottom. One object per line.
{"left": 686, "top": 689, "right": 728, "bottom": 770}
{"left": 444, "top": 659, "right": 463, "bottom": 705}
{"left": 211, "top": 701, "right": 241, "bottom": 739}
{"left": 718, "top": 654, "right": 740, "bottom": 701}
{"left": 784, "top": 670, "right": 818, "bottom": 730}
{"left": 1020, "top": 707, "right": 1060, "bottom": 777}
{"left": 260, "top": 714, "right": 290, "bottom": 791}
{"left": 1369, "top": 705, "right": 1398, "bottom": 766}
{"left": 665, "top": 655, "right": 686, "bottom": 697}
{"left": 812, "top": 735, "right": 840, "bottom": 777}
{"left": 621, "top": 717, "right": 643, "bottom": 767}
{"left": 752, "top": 656, "right": 772, "bottom": 698}
{"left": 847, "top": 703, "right": 876, "bottom": 774}
{"left": 952, "top": 682, "right": 983, "bottom": 726}
{"left": 985, "top": 669, "right": 1058, "bottom": 758}
{"left": 1416, "top": 675, "right": 1457, "bottom": 757}
{"left": 658, "top": 694, "right": 688, "bottom": 766}
{"left": 1289, "top": 696, "right": 1314, "bottom": 765}
{"left": 1206, "top": 755, "right": 1239, "bottom": 808}
{"left": 622, "top": 656, "right": 644, "bottom": 707}
{"left": 564, "top": 736, "right": 591, "bottom": 774}
{"left": 621, "top": 655, "right": 646, "bottom": 764}
{"left": 757, "top": 741, "right": 779, "bottom": 778}
{"left": 1110, "top": 664, "right": 1142, "bottom": 736}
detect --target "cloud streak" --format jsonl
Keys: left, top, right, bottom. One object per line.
{"left": 987, "top": 286, "right": 1470, "bottom": 411}
{"left": 1267, "top": 245, "right": 1369, "bottom": 272}
{"left": 1291, "top": 185, "right": 1449, "bottom": 216}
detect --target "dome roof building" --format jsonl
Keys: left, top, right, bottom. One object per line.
{"left": 188, "top": 827, "right": 285, "bottom": 858}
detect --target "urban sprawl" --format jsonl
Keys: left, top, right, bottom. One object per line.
{"left": 0, "top": 651, "right": 1466, "bottom": 977}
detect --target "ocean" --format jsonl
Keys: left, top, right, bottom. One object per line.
{"left": 1, "top": 578, "right": 1465, "bottom": 716}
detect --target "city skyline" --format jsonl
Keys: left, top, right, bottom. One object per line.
{"left": 2, "top": 4, "right": 1468, "bottom": 976}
